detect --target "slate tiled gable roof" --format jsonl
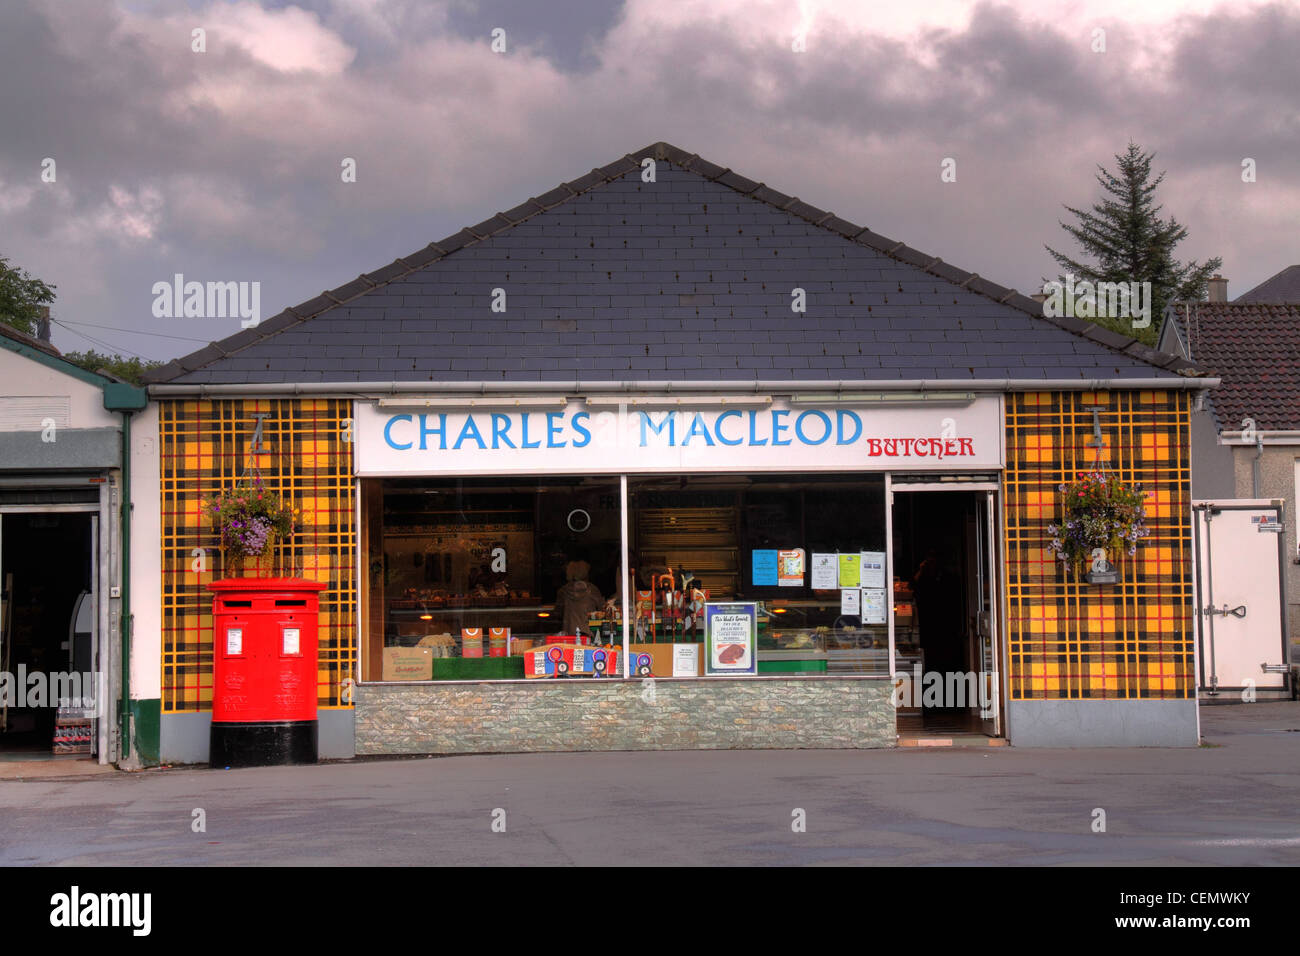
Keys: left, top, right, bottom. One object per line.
{"left": 1165, "top": 301, "right": 1300, "bottom": 431}
{"left": 1235, "top": 265, "right": 1300, "bottom": 304}
{"left": 146, "top": 142, "right": 1198, "bottom": 385}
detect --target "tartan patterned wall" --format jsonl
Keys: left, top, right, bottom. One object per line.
{"left": 1004, "top": 390, "right": 1193, "bottom": 700}
{"left": 159, "top": 399, "right": 356, "bottom": 713}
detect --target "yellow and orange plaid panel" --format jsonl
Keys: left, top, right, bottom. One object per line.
{"left": 159, "top": 399, "right": 356, "bottom": 713}
{"left": 1004, "top": 391, "right": 1193, "bottom": 700}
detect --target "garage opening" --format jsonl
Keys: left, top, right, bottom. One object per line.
{"left": 0, "top": 512, "right": 98, "bottom": 760}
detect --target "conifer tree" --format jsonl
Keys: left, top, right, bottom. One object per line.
{"left": 1045, "top": 143, "right": 1221, "bottom": 345}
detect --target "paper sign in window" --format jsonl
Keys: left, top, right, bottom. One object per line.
{"left": 283, "top": 628, "right": 300, "bottom": 655}
{"left": 777, "top": 549, "right": 804, "bottom": 587}
{"left": 226, "top": 628, "right": 243, "bottom": 655}
{"left": 838, "top": 554, "right": 860, "bottom": 587}
{"left": 860, "top": 552, "right": 887, "bottom": 589}
{"left": 861, "top": 588, "right": 887, "bottom": 624}
{"left": 810, "top": 553, "right": 838, "bottom": 589}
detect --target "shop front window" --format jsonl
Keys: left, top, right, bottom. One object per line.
{"left": 363, "top": 477, "right": 623, "bottom": 681}
{"left": 361, "top": 473, "right": 893, "bottom": 681}
{"left": 627, "top": 475, "right": 889, "bottom": 677}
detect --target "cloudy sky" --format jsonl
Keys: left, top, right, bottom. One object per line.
{"left": 1, "top": 0, "right": 1296, "bottom": 363}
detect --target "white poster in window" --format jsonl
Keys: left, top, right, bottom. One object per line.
{"left": 810, "top": 553, "right": 838, "bottom": 590}
{"left": 840, "top": 588, "right": 860, "bottom": 615}
{"left": 860, "top": 551, "right": 887, "bottom": 589}
{"left": 673, "top": 643, "right": 699, "bottom": 677}
{"left": 861, "top": 588, "right": 887, "bottom": 624}
{"left": 226, "top": 628, "right": 242, "bottom": 655}
{"left": 705, "top": 603, "right": 757, "bottom": 675}
{"left": 283, "top": 628, "right": 300, "bottom": 655}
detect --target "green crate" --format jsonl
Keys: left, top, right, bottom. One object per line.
{"left": 432, "top": 657, "right": 526, "bottom": 681}
{"left": 757, "top": 659, "right": 828, "bottom": 674}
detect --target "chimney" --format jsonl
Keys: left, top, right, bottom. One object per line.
{"left": 37, "top": 305, "right": 51, "bottom": 342}
{"left": 1207, "top": 275, "right": 1228, "bottom": 303}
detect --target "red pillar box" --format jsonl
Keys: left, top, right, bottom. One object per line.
{"left": 208, "top": 577, "right": 327, "bottom": 768}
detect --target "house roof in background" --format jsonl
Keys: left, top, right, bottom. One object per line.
{"left": 1166, "top": 301, "right": 1300, "bottom": 430}
{"left": 1235, "top": 265, "right": 1300, "bottom": 304}
{"left": 0, "top": 320, "right": 127, "bottom": 392}
{"left": 0, "top": 321, "right": 61, "bottom": 358}
{"left": 145, "top": 141, "right": 1201, "bottom": 387}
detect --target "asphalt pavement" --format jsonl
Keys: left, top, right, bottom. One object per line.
{"left": 1, "top": 701, "right": 1297, "bottom": 866}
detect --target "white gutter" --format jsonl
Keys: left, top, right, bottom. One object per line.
{"left": 1220, "top": 430, "right": 1300, "bottom": 445}
{"left": 148, "top": 377, "right": 1219, "bottom": 397}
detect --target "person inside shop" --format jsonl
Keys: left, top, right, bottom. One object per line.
{"left": 912, "top": 548, "right": 963, "bottom": 688}
{"left": 468, "top": 563, "right": 492, "bottom": 590}
{"left": 552, "top": 558, "right": 604, "bottom": 638}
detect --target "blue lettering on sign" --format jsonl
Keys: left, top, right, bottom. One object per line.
{"left": 546, "top": 411, "right": 566, "bottom": 448}
{"left": 418, "top": 413, "right": 446, "bottom": 450}
{"left": 681, "top": 412, "right": 715, "bottom": 446}
{"left": 795, "top": 409, "right": 832, "bottom": 445}
{"left": 836, "top": 409, "right": 862, "bottom": 445}
{"left": 715, "top": 410, "right": 743, "bottom": 446}
{"left": 381, "top": 406, "right": 871, "bottom": 453}
{"left": 571, "top": 412, "right": 592, "bottom": 448}
{"left": 384, "top": 414, "right": 413, "bottom": 450}
{"left": 491, "top": 413, "right": 516, "bottom": 449}
{"left": 453, "top": 416, "right": 487, "bottom": 450}
{"left": 771, "top": 409, "right": 792, "bottom": 446}
{"left": 520, "top": 412, "right": 541, "bottom": 449}
{"left": 640, "top": 412, "right": 675, "bottom": 447}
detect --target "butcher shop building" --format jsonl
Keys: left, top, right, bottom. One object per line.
{"left": 130, "top": 142, "right": 1213, "bottom": 765}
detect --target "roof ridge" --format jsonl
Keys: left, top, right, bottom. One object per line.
{"left": 145, "top": 140, "right": 1201, "bottom": 383}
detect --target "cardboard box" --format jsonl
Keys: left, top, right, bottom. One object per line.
{"left": 382, "top": 647, "right": 434, "bottom": 681}
{"left": 488, "top": 627, "right": 510, "bottom": 658}
{"left": 626, "top": 642, "right": 704, "bottom": 677}
{"left": 461, "top": 627, "right": 484, "bottom": 658}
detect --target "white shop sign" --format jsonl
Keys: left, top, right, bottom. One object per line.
{"left": 354, "top": 396, "right": 1003, "bottom": 475}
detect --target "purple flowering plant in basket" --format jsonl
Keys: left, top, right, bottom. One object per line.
{"left": 206, "top": 479, "right": 296, "bottom": 565}
{"left": 1046, "top": 470, "right": 1149, "bottom": 572}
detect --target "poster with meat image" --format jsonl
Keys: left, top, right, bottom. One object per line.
{"left": 705, "top": 602, "right": 758, "bottom": 676}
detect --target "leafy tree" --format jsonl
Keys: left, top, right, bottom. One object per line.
{"left": 1, "top": 256, "right": 159, "bottom": 383}
{"left": 62, "top": 350, "right": 163, "bottom": 385}
{"left": 0, "top": 255, "right": 56, "bottom": 336}
{"left": 1045, "top": 143, "right": 1222, "bottom": 345}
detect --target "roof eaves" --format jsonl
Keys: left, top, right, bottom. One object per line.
{"left": 0, "top": 332, "right": 119, "bottom": 390}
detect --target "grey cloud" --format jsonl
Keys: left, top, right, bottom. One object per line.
{"left": 0, "top": 0, "right": 1294, "bottom": 362}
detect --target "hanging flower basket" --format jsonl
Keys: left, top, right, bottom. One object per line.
{"left": 1046, "top": 471, "right": 1149, "bottom": 583}
{"left": 206, "top": 479, "right": 297, "bottom": 577}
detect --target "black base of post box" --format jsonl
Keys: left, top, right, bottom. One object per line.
{"left": 210, "top": 720, "right": 318, "bottom": 768}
